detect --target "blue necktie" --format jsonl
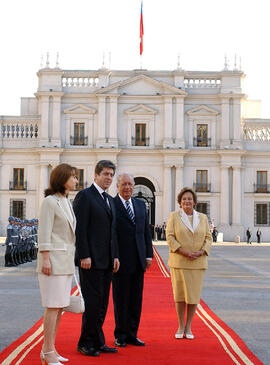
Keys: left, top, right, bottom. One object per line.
{"left": 125, "top": 200, "right": 135, "bottom": 224}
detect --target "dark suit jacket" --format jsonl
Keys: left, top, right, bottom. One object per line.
{"left": 73, "top": 184, "right": 119, "bottom": 270}
{"left": 114, "top": 195, "right": 153, "bottom": 274}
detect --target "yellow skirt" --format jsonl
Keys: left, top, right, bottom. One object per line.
{"left": 170, "top": 268, "right": 205, "bottom": 304}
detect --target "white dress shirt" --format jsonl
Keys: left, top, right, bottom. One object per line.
{"left": 93, "top": 182, "right": 110, "bottom": 207}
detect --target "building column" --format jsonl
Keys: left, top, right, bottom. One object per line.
{"left": 154, "top": 192, "right": 163, "bottom": 226}
{"left": 220, "top": 166, "right": 229, "bottom": 225}
{"left": 163, "top": 165, "right": 172, "bottom": 222}
{"left": 175, "top": 165, "right": 183, "bottom": 202}
{"left": 96, "top": 96, "right": 107, "bottom": 147}
{"left": 51, "top": 96, "right": 61, "bottom": 147}
{"left": 163, "top": 97, "right": 173, "bottom": 148}
{"left": 39, "top": 164, "right": 49, "bottom": 205}
{"left": 108, "top": 96, "right": 118, "bottom": 147}
{"left": 39, "top": 96, "right": 49, "bottom": 147}
{"left": 232, "top": 98, "right": 242, "bottom": 148}
{"left": 232, "top": 166, "right": 241, "bottom": 225}
{"left": 220, "top": 98, "right": 230, "bottom": 148}
{"left": 175, "top": 97, "right": 185, "bottom": 148}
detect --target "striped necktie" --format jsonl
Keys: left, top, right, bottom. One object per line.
{"left": 102, "top": 192, "right": 110, "bottom": 209}
{"left": 125, "top": 200, "right": 135, "bottom": 224}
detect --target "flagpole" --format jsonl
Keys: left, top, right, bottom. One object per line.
{"left": 139, "top": 0, "right": 144, "bottom": 69}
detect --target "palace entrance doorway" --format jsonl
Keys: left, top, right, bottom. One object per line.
{"left": 133, "top": 177, "right": 155, "bottom": 226}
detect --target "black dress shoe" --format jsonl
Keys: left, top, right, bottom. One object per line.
{"left": 126, "top": 337, "right": 145, "bottom": 346}
{"left": 99, "top": 345, "right": 118, "bottom": 353}
{"left": 77, "top": 345, "right": 99, "bottom": 356}
{"left": 114, "top": 338, "right": 127, "bottom": 347}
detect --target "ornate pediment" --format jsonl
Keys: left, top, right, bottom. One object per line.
{"left": 124, "top": 104, "right": 157, "bottom": 115}
{"left": 96, "top": 74, "right": 187, "bottom": 96}
{"left": 63, "top": 104, "right": 97, "bottom": 114}
{"left": 186, "top": 105, "right": 219, "bottom": 116}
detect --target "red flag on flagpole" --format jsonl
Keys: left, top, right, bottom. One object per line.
{"left": 140, "top": 1, "right": 144, "bottom": 55}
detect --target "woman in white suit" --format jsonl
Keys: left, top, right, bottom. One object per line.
{"left": 37, "top": 164, "right": 78, "bottom": 365}
{"left": 166, "top": 187, "right": 212, "bottom": 340}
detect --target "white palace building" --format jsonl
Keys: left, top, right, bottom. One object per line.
{"left": 1, "top": 59, "right": 270, "bottom": 241}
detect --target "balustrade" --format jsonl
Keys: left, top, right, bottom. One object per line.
{"left": 184, "top": 78, "right": 221, "bottom": 88}
{"left": 243, "top": 125, "right": 270, "bottom": 141}
{"left": 62, "top": 76, "right": 99, "bottom": 88}
{"left": 1, "top": 122, "right": 38, "bottom": 139}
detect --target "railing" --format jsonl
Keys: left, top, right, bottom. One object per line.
{"left": 70, "top": 136, "right": 88, "bottom": 146}
{"left": 243, "top": 124, "right": 270, "bottom": 142}
{"left": 193, "top": 183, "right": 211, "bottom": 193}
{"left": 254, "top": 184, "right": 270, "bottom": 193}
{"left": 131, "top": 137, "right": 150, "bottom": 146}
{"left": 9, "top": 181, "right": 27, "bottom": 191}
{"left": 74, "top": 182, "right": 88, "bottom": 191}
{"left": 193, "top": 137, "right": 211, "bottom": 147}
{"left": 184, "top": 78, "right": 221, "bottom": 89}
{"left": 62, "top": 72, "right": 99, "bottom": 88}
{"left": 1, "top": 122, "right": 38, "bottom": 139}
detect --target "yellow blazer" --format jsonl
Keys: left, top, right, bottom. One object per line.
{"left": 166, "top": 210, "right": 212, "bottom": 270}
{"left": 36, "top": 194, "right": 76, "bottom": 275}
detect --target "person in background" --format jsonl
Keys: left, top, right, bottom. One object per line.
{"left": 246, "top": 228, "right": 252, "bottom": 244}
{"left": 166, "top": 187, "right": 212, "bottom": 340}
{"left": 37, "top": 163, "right": 78, "bottom": 365}
{"left": 256, "top": 228, "right": 261, "bottom": 243}
{"left": 212, "top": 227, "right": 218, "bottom": 242}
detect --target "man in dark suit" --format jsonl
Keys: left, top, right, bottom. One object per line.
{"left": 113, "top": 173, "right": 153, "bottom": 347}
{"left": 73, "top": 160, "right": 120, "bottom": 357}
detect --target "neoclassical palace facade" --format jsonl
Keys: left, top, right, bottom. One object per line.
{"left": 1, "top": 63, "right": 270, "bottom": 241}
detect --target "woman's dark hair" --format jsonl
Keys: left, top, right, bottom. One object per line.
{"left": 95, "top": 160, "right": 116, "bottom": 175}
{"left": 44, "top": 163, "right": 78, "bottom": 197}
{"left": 177, "top": 187, "right": 197, "bottom": 206}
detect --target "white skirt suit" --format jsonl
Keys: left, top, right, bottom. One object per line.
{"left": 166, "top": 209, "right": 212, "bottom": 304}
{"left": 36, "top": 194, "right": 76, "bottom": 308}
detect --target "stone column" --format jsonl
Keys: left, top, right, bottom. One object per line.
{"left": 39, "top": 164, "right": 49, "bottom": 204}
{"left": 175, "top": 97, "right": 185, "bottom": 148}
{"left": 220, "top": 166, "right": 229, "bottom": 225}
{"left": 39, "top": 96, "right": 49, "bottom": 147}
{"left": 108, "top": 96, "right": 118, "bottom": 147}
{"left": 154, "top": 192, "right": 163, "bottom": 226}
{"left": 163, "top": 165, "right": 172, "bottom": 221}
{"left": 51, "top": 96, "right": 61, "bottom": 147}
{"left": 96, "top": 96, "right": 106, "bottom": 147}
{"left": 163, "top": 97, "right": 173, "bottom": 148}
{"left": 232, "top": 166, "right": 241, "bottom": 225}
{"left": 232, "top": 98, "right": 242, "bottom": 147}
{"left": 175, "top": 165, "right": 183, "bottom": 202}
{"left": 220, "top": 98, "right": 230, "bottom": 148}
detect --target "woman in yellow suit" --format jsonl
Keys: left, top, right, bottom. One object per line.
{"left": 166, "top": 187, "right": 212, "bottom": 340}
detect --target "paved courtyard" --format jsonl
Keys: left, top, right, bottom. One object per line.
{"left": 0, "top": 242, "right": 269, "bottom": 364}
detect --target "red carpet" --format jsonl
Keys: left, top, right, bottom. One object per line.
{"left": 0, "top": 248, "right": 263, "bottom": 365}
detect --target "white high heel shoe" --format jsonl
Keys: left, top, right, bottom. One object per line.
{"left": 57, "top": 354, "right": 69, "bottom": 362}
{"left": 40, "top": 350, "right": 63, "bottom": 365}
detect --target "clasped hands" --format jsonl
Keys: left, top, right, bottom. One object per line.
{"left": 80, "top": 257, "right": 120, "bottom": 273}
{"left": 176, "top": 248, "right": 204, "bottom": 261}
